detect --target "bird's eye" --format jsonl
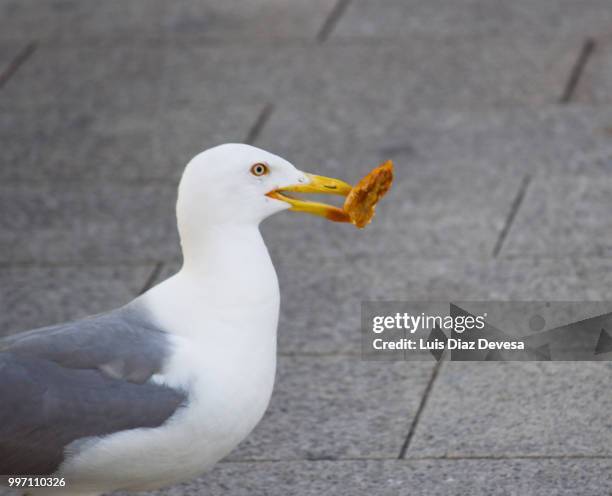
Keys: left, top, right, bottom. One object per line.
{"left": 250, "top": 163, "right": 269, "bottom": 177}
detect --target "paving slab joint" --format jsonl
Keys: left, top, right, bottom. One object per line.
{"left": 317, "top": 0, "right": 351, "bottom": 43}
{"left": 492, "top": 174, "right": 531, "bottom": 257}
{"left": 245, "top": 103, "right": 275, "bottom": 145}
{"left": 559, "top": 37, "right": 596, "bottom": 104}
{"left": 0, "top": 41, "right": 37, "bottom": 90}
{"left": 398, "top": 360, "right": 443, "bottom": 459}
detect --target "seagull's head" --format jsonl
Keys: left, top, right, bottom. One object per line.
{"left": 177, "top": 143, "right": 353, "bottom": 231}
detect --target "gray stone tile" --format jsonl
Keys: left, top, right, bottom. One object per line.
{"left": 0, "top": 42, "right": 24, "bottom": 72}
{"left": 0, "top": 264, "right": 153, "bottom": 337}
{"left": 0, "top": 0, "right": 335, "bottom": 41}
{"left": 0, "top": 183, "right": 181, "bottom": 263}
{"left": 0, "top": 104, "right": 156, "bottom": 182}
{"left": 502, "top": 175, "right": 612, "bottom": 257}
{"left": 109, "top": 458, "right": 612, "bottom": 495}
{"left": 256, "top": 102, "right": 389, "bottom": 178}
{"left": 151, "top": 101, "right": 262, "bottom": 182}
{"left": 159, "top": 37, "right": 578, "bottom": 111}
{"left": 0, "top": 100, "right": 261, "bottom": 182}
{"left": 0, "top": 0, "right": 165, "bottom": 41}
{"left": 258, "top": 102, "right": 612, "bottom": 179}
{"left": 0, "top": 40, "right": 270, "bottom": 181}
{"left": 408, "top": 361, "right": 612, "bottom": 457}
{"left": 158, "top": 0, "right": 336, "bottom": 40}
{"left": 373, "top": 106, "right": 612, "bottom": 177}
{"left": 334, "top": 0, "right": 612, "bottom": 40}
{"left": 575, "top": 37, "right": 612, "bottom": 104}
{"left": 572, "top": 257, "right": 612, "bottom": 299}
{"left": 478, "top": 257, "right": 612, "bottom": 300}
{"left": 228, "top": 356, "right": 433, "bottom": 460}
{"left": 1, "top": 40, "right": 164, "bottom": 109}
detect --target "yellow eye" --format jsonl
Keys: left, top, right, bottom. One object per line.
{"left": 250, "top": 162, "right": 269, "bottom": 177}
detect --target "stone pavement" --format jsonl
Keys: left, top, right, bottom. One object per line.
{"left": 1, "top": 1, "right": 612, "bottom": 494}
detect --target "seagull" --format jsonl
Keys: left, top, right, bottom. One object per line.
{"left": 0, "top": 144, "right": 354, "bottom": 496}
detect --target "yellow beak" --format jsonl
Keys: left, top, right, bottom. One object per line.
{"left": 266, "top": 173, "right": 353, "bottom": 223}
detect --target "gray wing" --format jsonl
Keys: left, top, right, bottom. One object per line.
{"left": 0, "top": 353, "right": 186, "bottom": 475}
{"left": 1, "top": 302, "right": 172, "bottom": 383}
{"left": 0, "top": 303, "right": 187, "bottom": 475}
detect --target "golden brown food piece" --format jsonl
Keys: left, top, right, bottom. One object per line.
{"left": 344, "top": 160, "right": 394, "bottom": 228}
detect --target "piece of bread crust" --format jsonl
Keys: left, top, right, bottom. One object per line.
{"left": 344, "top": 160, "right": 394, "bottom": 228}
